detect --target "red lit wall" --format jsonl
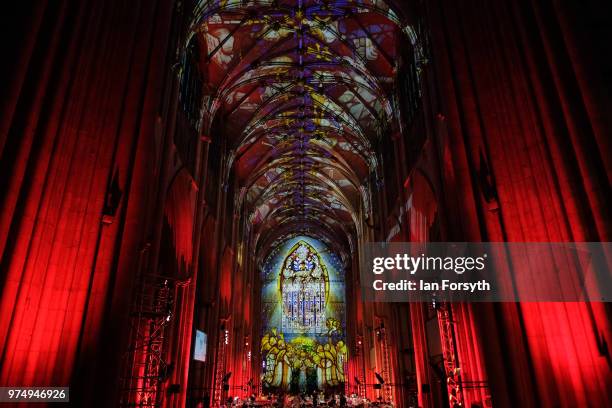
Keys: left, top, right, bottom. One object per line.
{"left": 0, "top": 0, "right": 182, "bottom": 405}
{"left": 419, "top": 0, "right": 611, "bottom": 405}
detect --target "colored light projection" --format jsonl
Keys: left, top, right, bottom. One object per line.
{"left": 261, "top": 236, "right": 346, "bottom": 393}
{"left": 191, "top": 0, "right": 404, "bottom": 190}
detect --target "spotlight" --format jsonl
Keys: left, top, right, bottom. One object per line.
{"left": 375, "top": 372, "right": 385, "bottom": 385}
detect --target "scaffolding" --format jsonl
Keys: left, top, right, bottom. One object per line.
{"left": 354, "top": 336, "right": 366, "bottom": 398}
{"left": 379, "top": 327, "right": 394, "bottom": 403}
{"left": 436, "top": 303, "right": 463, "bottom": 408}
{"left": 213, "top": 325, "right": 229, "bottom": 406}
{"left": 242, "top": 336, "right": 252, "bottom": 398}
{"left": 373, "top": 323, "right": 394, "bottom": 403}
{"left": 119, "top": 275, "right": 176, "bottom": 407}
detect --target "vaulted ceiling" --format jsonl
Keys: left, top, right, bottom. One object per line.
{"left": 191, "top": 0, "right": 415, "bottom": 261}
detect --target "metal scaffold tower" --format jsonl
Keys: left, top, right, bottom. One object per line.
{"left": 242, "top": 336, "right": 252, "bottom": 398}
{"left": 213, "top": 324, "right": 229, "bottom": 406}
{"left": 436, "top": 303, "right": 463, "bottom": 408}
{"left": 373, "top": 323, "right": 394, "bottom": 403}
{"left": 119, "top": 274, "right": 176, "bottom": 407}
{"left": 355, "top": 336, "right": 366, "bottom": 398}
{"left": 378, "top": 326, "right": 394, "bottom": 403}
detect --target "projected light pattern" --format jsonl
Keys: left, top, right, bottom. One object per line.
{"left": 186, "top": 1, "right": 420, "bottom": 267}
{"left": 280, "top": 241, "right": 328, "bottom": 333}
{"left": 261, "top": 236, "right": 346, "bottom": 393}
{"left": 187, "top": 1, "right": 415, "bottom": 394}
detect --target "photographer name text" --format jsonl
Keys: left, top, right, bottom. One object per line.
{"left": 372, "top": 279, "right": 490, "bottom": 292}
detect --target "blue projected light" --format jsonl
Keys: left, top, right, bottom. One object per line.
{"left": 260, "top": 236, "right": 346, "bottom": 393}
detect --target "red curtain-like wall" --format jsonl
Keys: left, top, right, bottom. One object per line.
{"left": 0, "top": 0, "right": 180, "bottom": 405}
{"left": 422, "top": 0, "right": 611, "bottom": 406}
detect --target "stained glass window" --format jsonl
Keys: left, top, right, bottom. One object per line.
{"left": 280, "top": 241, "right": 328, "bottom": 334}
{"left": 260, "top": 237, "right": 346, "bottom": 393}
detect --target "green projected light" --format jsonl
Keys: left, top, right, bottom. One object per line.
{"left": 261, "top": 237, "right": 346, "bottom": 394}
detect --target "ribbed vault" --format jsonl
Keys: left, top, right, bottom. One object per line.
{"left": 191, "top": 0, "right": 414, "bottom": 261}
